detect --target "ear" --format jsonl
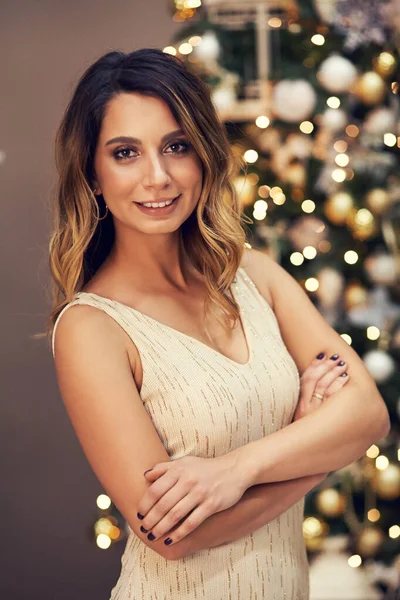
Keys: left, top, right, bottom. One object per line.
{"left": 92, "top": 178, "right": 102, "bottom": 195}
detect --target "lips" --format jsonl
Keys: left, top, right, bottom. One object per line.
{"left": 135, "top": 195, "right": 180, "bottom": 205}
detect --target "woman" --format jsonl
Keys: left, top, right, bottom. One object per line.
{"left": 49, "top": 48, "right": 390, "bottom": 599}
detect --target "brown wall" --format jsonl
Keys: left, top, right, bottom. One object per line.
{"left": 0, "top": 2, "right": 182, "bottom": 598}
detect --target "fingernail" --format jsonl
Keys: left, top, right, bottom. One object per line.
{"left": 137, "top": 513, "right": 144, "bottom": 520}
{"left": 338, "top": 360, "right": 345, "bottom": 366}
{"left": 164, "top": 538, "right": 173, "bottom": 545}
{"left": 316, "top": 352, "right": 325, "bottom": 359}
{"left": 143, "top": 469, "right": 153, "bottom": 475}
{"left": 340, "top": 372, "right": 348, "bottom": 377}
{"left": 140, "top": 526, "right": 148, "bottom": 533}
{"left": 330, "top": 354, "right": 339, "bottom": 360}
{"left": 147, "top": 532, "right": 156, "bottom": 541}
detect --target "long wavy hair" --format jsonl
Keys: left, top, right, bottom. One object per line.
{"left": 40, "top": 47, "right": 252, "bottom": 349}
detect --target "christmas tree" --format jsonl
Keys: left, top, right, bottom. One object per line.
{"left": 95, "top": 0, "right": 400, "bottom": 595}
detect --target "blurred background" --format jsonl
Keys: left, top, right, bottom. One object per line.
{"left": 2, "top": 1, "right": 399, "bottom": 599}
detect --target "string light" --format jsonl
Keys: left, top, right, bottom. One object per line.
{"left": 303, "top": 246, "right": 317, "bottom": 259}
{"left": 366, "top": 445, "right": 380, "bottom": 459}
{"left": 255, "top": 116, "right": 270, "bottom": 128}
{"left": 290, "top": 252, "right": 304, "bottom": 266}
{"left": 346, "top": 124, "right": 359, "bottom": 137}
{"left": 244, "top": 149, "right": 258, "bottom": 163}
{"left": 178, "top": 43, "right": 193, "bottom": 54}
{"left": 305, "top": 278, "right": 319, "bottom": 291}
{"left": 376, "top": 455, "right": 389, "bottom": 470}
{"left": 327, "top": 96, "right": 340, "bottom": 109}
{"left": 97, "top": 494, "right": 112, "bottom": 510}
{"left": 384, "top": 133, "right": 396, "bottom": 147}
{"left": 311, "top": 34, "right": 325, "bottom": 45}
{"left": 254, "top": 200, "right": 268, "bottom": 211}
{"left": 335, "top": 153, "right": 349, "bottom": 167}
{"left": 188, "top": 36, "right": 201, "bottom": 46}
{"left": 344, "top": 250, "right": 358, "bottom": 264}
{"left": 268, "top": 17, "right": 282, "bottom": 28}
{"left": 368, "top": 509, "right": 380, "bottom": 522}
{"left": 389, "top": 525, "right": 400, "bottom": 539}
{"left": 299, "top": 121, "right": 314, "bottom": 134}
{"left": 334, "top": 140, "right": 347, "bottom": 153}
{"left": 367, "top": 326, "right": 380, "bottom": 340}
{"left": 301, "top": 199, "right": 316, "bottom": 213}
{"left": 331, "top": 168, "right": 346, "bottom": 182}
{"left": 258, "top": 185, "right": 270, "bottom": 198}
{"left": 163, "top": 46, "right": 177, "bottom": 55}
{"left": 348, "top": 555, "right": 362, "bottom": 568}
{"left": 340, "top": 333, "right": 352, "bottom": 345}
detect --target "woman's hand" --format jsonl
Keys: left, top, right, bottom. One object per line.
{"left": 293, "top": 351, "right": 349, "bottom": 422}
{"left": 136, "top": 453, "right": 249, "bottom": 547}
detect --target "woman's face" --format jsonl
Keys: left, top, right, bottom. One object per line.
{"left": 93, "top": 92, "right": 203, "bottom": 235}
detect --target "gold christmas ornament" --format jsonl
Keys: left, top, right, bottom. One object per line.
{"left": 353, "top": 72, "right": 386, "bottom": 105}
{"left": 365, "top": 188, "right": 392, "bottom": 216}
{"left": 315, "top": 488, "right": 346, "bottom": 518}
{"left": 302, "top": 516, "right": 329, "bottom": 552}
{"left": 373, "top": 464, "right": 400, "bottom": 500}
{"left": 344, "top": 282, "right": 368, "bottom": 310}
{"left": 324, "top": 191, "right": 354, "bottom": 225}
{"left": 356, "top": 526, "right": 385, "bottom": 558}
{"left": 347, "top": 207, "right": 378, "bottom": 241}
{"left": 373, "top": 52, "right": 397, "bottom": 79}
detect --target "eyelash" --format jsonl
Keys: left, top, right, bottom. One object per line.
{"left": 113, "top": 141, "right": 190, "bottom": 161}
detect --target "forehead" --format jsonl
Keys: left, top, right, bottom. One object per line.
{"left": 99, "top": 93, "right": 178, "bottom": 138}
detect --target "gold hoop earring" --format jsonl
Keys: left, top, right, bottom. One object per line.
{"left": 96, "top": 205, "right": 109, "bottom": 221}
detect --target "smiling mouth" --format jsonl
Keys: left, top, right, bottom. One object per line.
{"left": 135, "top": 194, "right": 180, "bottom": 206}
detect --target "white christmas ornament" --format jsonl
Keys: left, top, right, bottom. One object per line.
{"left": 364, "top": 107, "right": 396, "bottom": 136}
{"left": 273, "top": 80, "right": 317, "bottom": 123}
{"left": 211, "top": 86, "right": 236, "bottom": 110}
{"left": 193, "top": 31, "right": 220, "bottom": 62}
{"left": 322, "top": 108, "right": 347, "bottom": 131}
{"left": 318, "top": 55, "right": 358, "bottom": 93}
{"left": 309, "top": 535, "right": 381, "bottom": 600}
{"left": 365, "top": 253, "right": 397, "bottom": 285}
{"left": 362, "top": 349, "right": 396, "bottom": 384}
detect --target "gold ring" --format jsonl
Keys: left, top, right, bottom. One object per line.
{"left": 312, "top": 392, "right": 324, "bottom": 400}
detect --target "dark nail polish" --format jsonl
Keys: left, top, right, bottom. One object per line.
{"left": 330, "top": 354, "right": 339, "bottom": 360}
{"left": 147, "top": 532, "right": 156, "bottom": 541}
{"left": 316, "top": 352, "right": 325, "bottom": 359}
{"left": 164, "top": 538, "right": 173, "bottom": 545}
{"left": 338, "top": 360, "right": 345, "bottom": 366}
{"left": 137, "top": 513, "right": 144, "bottom": 520}
{"left": 341, "top": 372, "right": 348, "bottom": 377}
{"left": 140, "top": 525, "right": 148, "bottom": 533}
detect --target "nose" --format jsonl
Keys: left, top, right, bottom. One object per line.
{"left": 142, "top": 153, "right": 171, "bottom": 188}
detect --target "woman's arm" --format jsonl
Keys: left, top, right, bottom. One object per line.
{"left": 230, "top": 249, "right": 390, "bottom": 487}
{"left": 171, "top": 472, "right": 326, "bottom": 559}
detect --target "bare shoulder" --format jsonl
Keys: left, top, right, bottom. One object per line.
{"left": 240, "top": 246, "right": 275, "bottom": 308}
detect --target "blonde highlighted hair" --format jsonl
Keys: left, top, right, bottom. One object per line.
{"left": 39, "top": 48, "right": 252, "bottom": 349}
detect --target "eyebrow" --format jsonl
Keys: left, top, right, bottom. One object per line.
{"left": 104, "top": 129, "right": 185, "bottom": 147}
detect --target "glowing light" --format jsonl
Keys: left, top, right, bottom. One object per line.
{"left": 272, "top": 192, "right": 286, "bottom": 205}
{"left": 290, "top": 252, "right": 304, "bottom": 266}
{"left": 186, "top": 0, "right": 201, "bottom": 7}
{"left": 344, "top": 250, "right": 358, "bottom": 265}
{"left": 389, "top": 525, "right": 400, "bottom": 539}
{"left": 299, "top": 121, "right": 314, "bottom": 134}
{"left": 268, "top": 17, "right": 282, "bottom": 27}
{"left": 254, "top": 199, "right": 268, "bottom": 211}
{"left": 244, "top": 149, "right": 258, "bottom": 163}
{"left": 303, "top": 246, "right": 317, "bottom": 259}
{"left": 270, "top": 186, "right": 282, "bottom": 198}
{"left": 303, "top": 516, "right": 324, "bottom": 537}
{"left": 334, "top": 140, "right": 348, "bottom": 153}
{"left": 301, "top": 199, "right": 316, "bottom": 213}
{"left": 188, "top": 36, "right": 202, "bottom": 46}
{"left": 331, "top": 168, "right": 346, "bottom": 182}
{"left": 327, "top": 96, "right": 340, "bottom": 109}
{"left": 376, "top": 455, "right": 389, "bottom": 470}
{"left": 335, "top": 153, "right": 349, "bottom": 167}
{"left": 368, "top": 509, "right": 380, "bottom": 522}
{"left": 366, "top": 445, "right": 380, "bottom": 459}
{"left": 96, "top": 494, "right": 112, "bottom": 510}
{"left": 163, "top": 46, "right": 177, "bottom": 55}
{"left": 311, "top": 34, "right": 325, "bottom": 45}
{"left": 247, "top": 173, "right": 259, "bottom": 185}
{"left": 318, "top": 240, "right": 331, "bottom": 253}
{"left": 346, "top": 124, "right": 359, "bottom": 137}
{"left": 384, "top": 133, "right": 396, "bottom": 147}
{"left": 258, "top": 185, "right": 271, "bottom": 198}
{"left": 178, "top": 43, "right": 193, "bottom": 55}
{"left": 256, "top": 116, "right": 270, "bottom": 128}
{"left": 340, "top": 333, "right": 352, "bottom": 345}
{"left": 96, "top": 533, "right": 112, "bottom": 549}
{"left": 367, "top": 326, "right": 380, "bottom": 340}
{"left": 348, "top": 555, "right": 362, "bottom": 568}
{"left": 355, "top": 208, "right": 373, "bottom": 225}
{"left": 305, "top": 278, "right": 319, "bottom": 292}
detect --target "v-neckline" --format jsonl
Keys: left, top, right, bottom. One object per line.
{"left": 75, "top": 267, "right": 253, "bottom": 368}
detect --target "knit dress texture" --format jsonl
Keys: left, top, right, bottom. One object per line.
{"left": 52, "top": 266, "right": 309, "bottom": 599}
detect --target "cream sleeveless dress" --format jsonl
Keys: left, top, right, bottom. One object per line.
{"left": 52, "top": 266, "right": 309, "bottom": 599}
